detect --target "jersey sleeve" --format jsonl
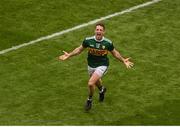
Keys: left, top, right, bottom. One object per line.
{"left": 108, "top": 42, "right": 114, "bottom": 51}
{"left": 82, "top": 39, "right": 88, "bottom": 48}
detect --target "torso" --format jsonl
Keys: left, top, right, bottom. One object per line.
{"left": 82, "top": 36, "right": 114, "bottom": 68}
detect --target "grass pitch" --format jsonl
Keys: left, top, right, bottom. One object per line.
{"left": 0, "top": 0, "right": 180, "bottom": 125}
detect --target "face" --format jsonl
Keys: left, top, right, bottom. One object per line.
{"left": 95, "top": 25, "right": 105, "bottom": 40}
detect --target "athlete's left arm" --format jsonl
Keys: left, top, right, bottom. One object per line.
{"left": 110, "top": 48, "right": 134, "bottom": 68}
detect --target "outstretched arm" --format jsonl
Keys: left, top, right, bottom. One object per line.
{"left": 59, "top": 45, "right": 84, "bottom": 61}
{"left": 110, "top": 48, "right": 134, "bottom": 68}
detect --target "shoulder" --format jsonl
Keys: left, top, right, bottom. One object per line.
{"left": 103, "top": 37, "right": 114, "bottom": 51}
{"left": 103, "top": 37, "right": 113, "bottom": 44}
{"left": 82, "top": 36, "right": 94, "bottom": 47}
{"left": 84, "top": 36, "right": 94, "bottom": 41}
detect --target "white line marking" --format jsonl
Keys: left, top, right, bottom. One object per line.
{"left": 0, "top": 0, "right": 161, "bottom": 55}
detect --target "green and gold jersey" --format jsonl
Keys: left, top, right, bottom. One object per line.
{"left": 82, "top": 36, "right": 114, "bottom": 68}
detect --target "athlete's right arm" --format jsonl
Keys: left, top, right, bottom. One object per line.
{"left": 59, "top": 45, "right": 85, "bottom": 61}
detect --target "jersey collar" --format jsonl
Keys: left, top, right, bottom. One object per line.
{"left": 94, "top": 36, "right": 104, "bottom": 42}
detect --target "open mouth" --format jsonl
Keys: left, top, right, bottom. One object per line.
{"left": 96, "top": 33, "right": 103, "bottom": 40}
{"left": 96, "top": 33, "right": 101, "bottom": 36}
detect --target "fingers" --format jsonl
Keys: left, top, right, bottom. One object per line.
{"left": 125, "top": 61, "right": 134, "bottom": 69}
{"left": 126, "top": 65, "right": 131, "bottom": 69}
{"left": 59, "top": 55, "right": 67, "bottom": 60}
{"left": 129, "top": 62, "right": 134, "bottom": 66}
{"left": 123, "top": 57, "right": 134, "bottom": 68}
{"left": 124, "top": 57, "right": 131, "bottom": 62}
{"left": 126, "top": 64, "right": 133, "bottom": 69}
{"left": 59, "top": 55, "right": 65, "bottom": 60}
{"left": 58, "top": 51, "right": 69, "bottom": 61}
{"left": 63, "top": 51, "right": 69, "bottom": 55}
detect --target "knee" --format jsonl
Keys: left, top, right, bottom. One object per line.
{"left": 88, "top": 80, "right": 95, "bottom": 87}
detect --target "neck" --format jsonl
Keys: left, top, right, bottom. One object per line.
{"left": 94, "top": 36, "right": 104, "bottom": 42}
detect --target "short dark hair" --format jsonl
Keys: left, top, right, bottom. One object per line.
{"left": 95, "top": 23, "right": 105, "bottom": 30}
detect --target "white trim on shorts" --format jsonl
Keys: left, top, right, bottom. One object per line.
{"left": 88, "top": 66, "right": 108, "bottom": 77}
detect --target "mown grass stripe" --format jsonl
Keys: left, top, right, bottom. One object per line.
{"left": 0, "top": 0, "right": 161, "bottom": 55}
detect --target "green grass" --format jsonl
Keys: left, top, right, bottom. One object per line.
{"left": 0, "top": 0, "right": 149, "bottom": 50}
{"left": 0, "top": 0, "right": 180, "bottom": 125}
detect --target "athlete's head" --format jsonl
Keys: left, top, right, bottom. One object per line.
{"left": 95, "top": 23, "right": 105, "bottom": 41}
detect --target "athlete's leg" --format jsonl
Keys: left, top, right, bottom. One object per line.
{"left": 95, "top": 79, "right": 103, "bottom": 90}
{"left": 95, "top": 78, "right": 106, "bottom": 102}
{"left": 85, "top": 72, "right": 101, "bottom": 111}
{"left": 89, "top": 66, "right": 107, "bottom": 99}
{"left": 88, "top": 72, "right": 101, "bottom": 98}
{"left": 95, "top": 78, "right": 102, "bottom": 86}
{"left": 85, "top": 66, "right": 107, "bottom": 111}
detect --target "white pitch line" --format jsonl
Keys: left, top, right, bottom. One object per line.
{"left": 0, "top": 0, "right": 161, "bottom": 55}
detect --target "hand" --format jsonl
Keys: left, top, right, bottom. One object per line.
{"left": 59, "top": 51, "right": 70, "bottom": 61}
{"left": 123, "top": 58, "right": 134, "bottom": 69}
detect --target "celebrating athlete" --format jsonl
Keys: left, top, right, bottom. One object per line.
{"left": 59, "top": 23, "right": 134, "bottom": 111}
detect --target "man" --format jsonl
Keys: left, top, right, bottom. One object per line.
{"left": 59, "top": 23, "right": 134, "bottom": 111}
